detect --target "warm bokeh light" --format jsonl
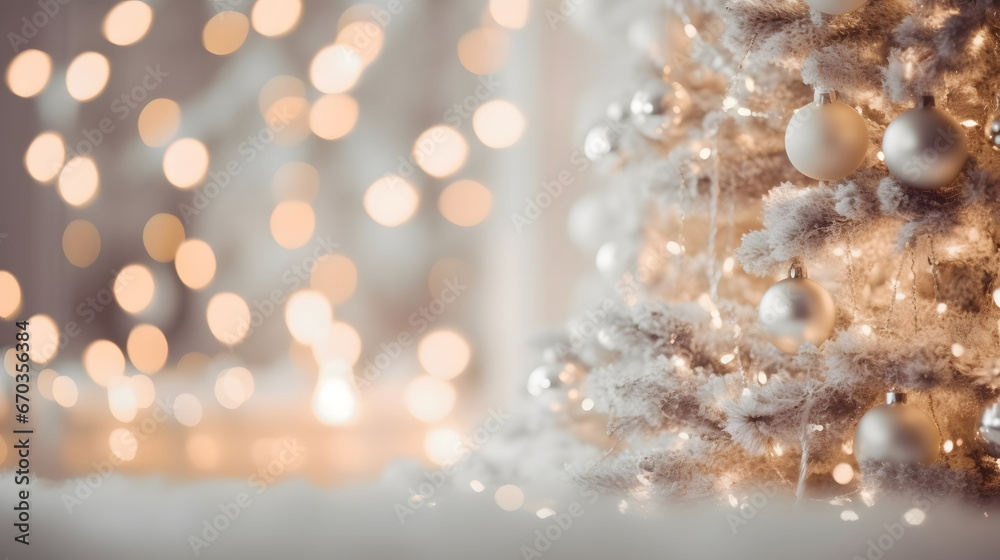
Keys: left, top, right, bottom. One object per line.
{"left": 25, "top": 131, "right": 65, "bottom": 182}
{"left": 53, "top": 376, "right": 79, "bottom": 408}
{"left": 203, "top": 11, "right": 250, "bottom": 55}
{"left": 187, "top": 433, "right": 221, "bottom": 470}
{"left": 6, "top": 49, "right": 52, "bottom": 98}
{"left": 137, "top": 98, "right": 181, "bottom": 147}
{"left": 83, "top": 339, "right": 126, "bottom": 387}
{"left": 108, "top": 376, "right": 139, "bottom": 422}
{"left": 424, "top": 428, "right": 463, "bottom": 465}
{"left": 271, "top": 161, "right": 319, "bottom": 202}
{"left": 62, "top": 219, "right": 102, "bottom": 268}
{"left": 270, "top": 200, "right": 316, "bottom": 249}
{"left": 163, "top": 138, "right": 209, "bottom": 188}
{"left": 130, "top": 373, "right": 156, "bottom": 408}
{"left": 337, "top": 3, "right": 381, "bottom": 30}
{"left": 473, "top": 100, "right": 526, "bottom": 148}
{"left": 457, "top": 28, "right": 510, "bottom": 75}
{"left": 363, "top": 175, "right": 419, "bottom": 227}
{"left": 310, "top": 254, "right": 358, "bottom": 305}
{"left": 114, "top": 264, "right": 156, "bottom": 314}
{"left": 312, "top": 360, "right": 358, "bottom": 425}
{"left": 265, "top": 95, "right": 311, "bottom": 146}
{"left": 66, "top": 51, "right": 111, "bottom": 101}
{"left": 832, "top": 462, "right": 855, "bottom": 485}
{"left": 413, "top": 125, "right": 468, "bottom": 178}
{"left": 258, "top": 75, "right": 305, "bottom": 114}
{"left": 175, "top": 238, "right": 217, "bottom": 289}
{"left": 127, "top": 324, "right": 169, "bottom": 374}
{"left": 494, "top": 484, "right": 525, "bottom": 511}
{"left": 0, "top": 271, "right": 22, "bottom": 320}
{"left": 310, "top": 44, "right": 363, "bottom": 94}
{"left": 26, "top": 314, "right": 59, "bottom": 364}
{"left": 206, "top": 292, "right": 251, "bottom": 346}
{"left": 109, "top": 428, "right": 138, "bottom": 461}
{"left": 215, "top": 366, "right": 255, "bottom": 409}
{"left": 439, "top": 180, "right": 493, "bottom": 226}
{"left": 404, "top": 375, "right": 457, "bottom": 423}
{"left": 57, "top": 156, "right": 100, "bottom": 207}
{"left": 103, "top": 1, "right": 154, "bottom": 46}
{"left": 285, "top": 290, "right": 333, "bottom": 344}
{"left": 418, "top": 329, "right": 471, "bottom": 379}
{"left": 173, "top": 393, "right": 203, "bottom": 427}
{"left": 37, "top": 369, "right": 58, "bottom": 400}
{"left": 335, "top": 21, "right": 385, "bottom": 66}
{"left": 309, "top": 93, "right": 359, "bottom": 140}
{"left": 489, "top": 0, "right": 530, "bottom": 29}
{"left": 251, "top": 0, "right": 302, "bottom": 37}
{"left": 143, "top": 213, "right": 186, "bottom": 262}
{"left": 311, "top": 321, "right": 362, "bottom": 366}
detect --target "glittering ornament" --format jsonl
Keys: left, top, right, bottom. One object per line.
{"left": 853, "top": 392, "right": 940, "bottom": 466}
{"left": 977, "top": 398, "right": 1000, "bottom": 458}
{"left": 629, "top": 79, "right": 692, "bottom": 139}
{"left": 882, "top": 96, "right": 968, "bottom": 191}
{"left": 803, "top": 0, "right": 867, "bottom": 15}
{"left": 988, "top": 119, "right": 1000, "bottom": 151}
{"left": 758, "top": 263, "right": 836, "bottom": 354}
{"left": 527, "top": 361, "right": 585, "bottom": 410}
{"left": 785, "top": 91, "right": 869, "bottom": 182}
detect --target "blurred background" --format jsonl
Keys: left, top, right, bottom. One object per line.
{"left": 0, "top": 0, "right": 609, "bottom": 485}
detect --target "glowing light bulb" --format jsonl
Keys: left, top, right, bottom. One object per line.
{"left": 312, "top": 359, "right": 358, "bottom": 425}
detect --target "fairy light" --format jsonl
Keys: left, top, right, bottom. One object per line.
{"left": 683, "top": 24, "right": 697, "bottom": 38}
{"left": 841, "top": 510, "right": 859, "bottom": 521}
{"left": 723, "top": 257, "right": 735, "bottom": 273}
{"left": 937, "top": 303, "right": 947, "bottom": 314}
{"left": 581, "top": 398, "right": 594, "bottom": 411}
{"left": 720, "top": 353, "right": 734, "bottom": 364}
{"left": 952, "top": 343, "right": 965, "bottom": 357}
{"left": 943, "top": 439, "right": 954, "bottom": 453}
{"left": 722, "top": 96, "right": 737, "bottom": 110}
{"left": 744, "top": 77, "right": 755, "bottom": 92}
{"left": 737, "top": 107, "right": 751, "bottom": 116}
{"left": 666, "top": 241, "right": 683, "bottom": 255}
{"left": 832, "top": 463, "right": 854, "bottom": 484}
{"left": 904, "top": 508, "right": 926, "bottom": 526}
{"left": 832, "top": 247, "right": 845, "bottom": 256}
{"left": 728, "top": 494, "right": 739, "bottom": 507}
{"left": 877, "top": 151, "right": 885, "bottom": 161}
{"left": 757, "top": 371, "right": 767, "bottom": 384}
{"left": 860, "top": 325, "right": 873, "bottom": 336}
{"left": 470, "top": 480, "right": 485, "bottom": 493}
{"left": 992, "top": 288, "right": 1000, "bottom": 307}
{"left": 961, "top": 119, "right": 978, "bottom": 127}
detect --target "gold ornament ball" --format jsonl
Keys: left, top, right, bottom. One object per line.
{"left": 785, "top": 93, "right": 869, "bottom": 182}
{"left": 758, "top": 276, "right": 836, "bottom": 354}
{"left": 853, "top": 393, "right": 940, "bottom": 466}
{"left": 882, "top": 98, "right": 968, "bottom": 190}
{"left": 803, "top": 0, "right": 867, "bottom": 15}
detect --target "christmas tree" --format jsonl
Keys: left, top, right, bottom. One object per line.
{"left": 523, "top": 0, "right": 1000, "bottom": 505}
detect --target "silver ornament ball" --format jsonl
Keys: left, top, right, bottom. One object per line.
{"left": 803, "top": 0, "right": 867, "bottom": 15}
{"left": 882, "top": 97, "right": 968, "bottom": 191}
{"left": 630, "top": 79, "right": 692, "bottom": 139}
{"left": 977, "top": 398, "right": 1000, "bottom": 458}
{"left": 989, "top": 119, "right": 1000, "bottom": 151}
{"left": 854, "top": 392, "right": 940, "bottom": 466}
{"left": 583, "top": 123, "right": 618, "bottom": 161}
{"left": 785, "top": 91, "right": 869, "bottom": 182}
{"left": 527, "top": 361, "right": 586, "bottom": 409}
{"left": 758, "top": 269, "right": 836, "bottom": 354}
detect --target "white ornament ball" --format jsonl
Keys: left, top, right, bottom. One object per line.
{"left": 758, "top": 275, "right": 836, "bottom": 354}
{"left": 785, "top": 93, "right": 869, "bottom": 181}
{"left": 977, "top": 398, "right": 1000, "bottom": 458}
{"left": 854, "top": 393, "right": 940, "bottom": 466}
{"left": 630, "top": 79, "right": 692, "bottom": 139}
{"left": 803, "top": 0, "right": 867, "bottom": 15}
{"left": 583, "top": 124, "right": 618, "bottom": 161}
{"left": 882, "top": 98, "right": 968, "bottom": 190}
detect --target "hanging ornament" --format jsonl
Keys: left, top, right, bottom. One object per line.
{"left": 882, "top": 96, "right": 968, "bottom": 190}
{"left": 803, "top": 0, "right": 867, "bottom": 15}
{"left": 629, "top": 79, "right": 692, "bottom": 139}
{"left": 785, "top": 90, "right": 869, "bottom": 182}
{"left": 988, "top": 119, "right": 1000, "bottom": 151}
{"left": 853, "top": 392, "right": 940, "bottom": 466}
{"left": 977, "top": 397, "right": 1000, "bottom": 458}
{"left": 527, "top": 361, "right": 586, "bottom": 411}
{"left": 758, "top": 262, "right": 836, "bottom": 354}
{"left": 584, "top": 102, "right": 627, "bottom": 162}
